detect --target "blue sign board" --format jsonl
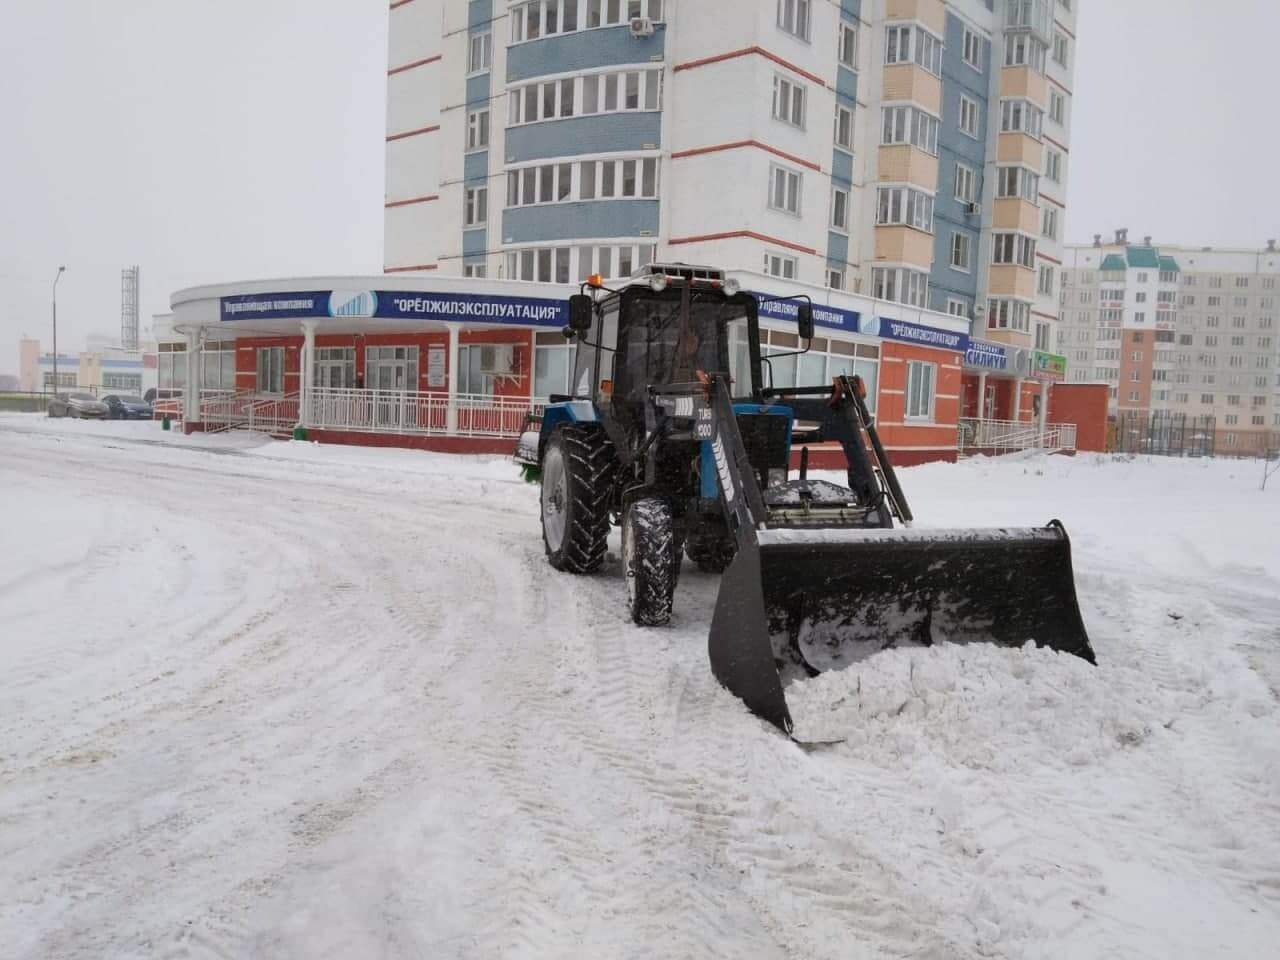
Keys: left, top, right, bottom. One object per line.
{"left": 220, "top": 290, "right": 568, "bottom": 328}
{"left": 752, "top": 293, "right": 965, "bottom": 353}
{"left": 963, "top": 338, "right": 1010, "bottom": 371}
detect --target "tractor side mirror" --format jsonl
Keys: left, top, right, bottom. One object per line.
{"left": 796, "top": 302, "right": 815, "bottom": 341}
{"left": 567, "top": 294, "right": 594, "bottom": 333}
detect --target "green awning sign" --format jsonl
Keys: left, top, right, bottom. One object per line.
{"left": 1032, "top": 351, "right": 1067, "bottom": 381}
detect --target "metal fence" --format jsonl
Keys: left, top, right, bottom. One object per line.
{"left": 1110, "top": 412, "right": 1216, "bottom": 457}
{"left": 957, "top": 418, "right": 1078, "bottom": 455}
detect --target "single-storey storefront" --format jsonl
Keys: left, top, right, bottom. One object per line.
{"left": 164, "top": 272, "right": 974, "bottom": 464}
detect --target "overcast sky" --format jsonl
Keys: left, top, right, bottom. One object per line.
{"left": 3, "top": 0, "right": 1278, "bottom": 372}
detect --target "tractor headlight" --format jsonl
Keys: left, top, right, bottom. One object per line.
{"left": 648, "top": 273, "right": 668, "bottom": 293}
{"left": 723, "top": 278, "right": 741, "bottom": 296}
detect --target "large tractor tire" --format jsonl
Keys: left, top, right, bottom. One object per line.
{"left": 540, "top": 424, "right": 617, "bottom": 574}
{"left": 623, "top": 498, "right": 678, "bottom": 626}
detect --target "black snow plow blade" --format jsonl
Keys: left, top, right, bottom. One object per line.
{"left": 708, "top": 521, "right": 1095, "bottom": 734}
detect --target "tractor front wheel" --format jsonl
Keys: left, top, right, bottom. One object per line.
{"left": 540, "top": 424, "right": 616, "bottom": 573}
{"left": 623, "top": 498, "right": 678, "bottom": 626}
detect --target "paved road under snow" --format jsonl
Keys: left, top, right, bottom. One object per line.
{"left": 1, "top": 416, "right": 1278, "bottom": 959}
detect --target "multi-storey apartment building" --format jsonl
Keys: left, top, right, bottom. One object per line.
{"left": 1060, "top": 232, "right": 1280, "bottom": 454}
{"left": 384, "top": 0, "right": 1077, "bottom": 366}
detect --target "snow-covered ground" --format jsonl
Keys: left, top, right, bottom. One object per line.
{"left": 1, "top": 413, "right": 1277, "bottom": 959}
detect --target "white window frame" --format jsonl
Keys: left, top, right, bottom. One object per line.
{"left": 764, "top": 250, "right": 798, "bottom": 279}
{"left": 1053, "top": 32, "right": 1069, "bottom": 68}
{"left": 1042, "top": 206, "right": 1058, "bottom": 240}
{"left": 467, "top": 31, "right": 492, "bottom": 75}
{"left": 464, "top": 185, "right": 488, "bottom": 227}
{"left": 947, "top": 297, "right": 969, "bottom": 318}
{"left": 958, "top": 95, "right": 979, "bottom": 139}
{"left": 904, "top": 360, "right": 936, "bottom": 422}
{"left": 962, "top": 27, "right": 983, "bottom": 71}
{"left": 827, "top": 267, "right": 845, "bottom": 290}
{"left": 987, "top": 298, "right": 1032, "bottom": 332}
{"left": 466, "top": 108, "right": 490, "bottom": 152}
{"left": 1049, "top": 89, "right": 1065, "bottom": 125}
{"left": 768, "top": 163, "right": 803, "bottom": 216}
{"left": 1045, "top": 148, "right": 1063, "bottom": 183}
{"left": 776, "top": 0, "right": 811, "bottom": 41}
{"left": 1038, "top": 264, "right": 1055, "bottom": 296}
{"left": 954, "top": 162, "right": 976, "bottom": 205}
{"left": 833, "top": 103, "right": 854, "bottom": 151}
{"left": 837, "top": 22, "right": 857, "bottom": 69}
{"left": 830, "top": 186, "right": 850, "bottom": 232}
{"left": 772, "top": 74, "right": 806, "bottom": 129}
{"left": 881, "top": 104, "right": 939, "bottom": 155}
{"left": 463, "top": 263, "right": 488, "bottom": 279}
{"left": 885, "top": 23, "right": 942, "bottom": 77}
{"left": 950, "top": 231, "right": 971, "bottom": 272}
{"left": 876, "top": 185, "right": 934, "bottom": 233}
{"left": 872, "top": 266, "right": 929, "bottom": 308}
{"left": 508, "top": 67, "right": 662, "bottom": 127}
{"left": 1000, "top": 98, "right": 1044, "bottom": 139}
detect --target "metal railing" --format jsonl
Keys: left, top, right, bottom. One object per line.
{"left": 306, "top": 388, "right": 539, "bottom": 438}
{"left": 958, "top": 418, "right": 1077, "bottom": 454}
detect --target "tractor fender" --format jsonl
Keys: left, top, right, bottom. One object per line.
{"left": 538, "top": 401, "right": 600, "bottom": 461}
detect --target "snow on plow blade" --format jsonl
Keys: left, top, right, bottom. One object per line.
{"left": 708, "top": 521, "right": 1095, "bottom": 734}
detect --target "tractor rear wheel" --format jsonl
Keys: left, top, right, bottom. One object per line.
{"left": 541, "top": 424, "right": 617, "bottom": 573}
{"left": 623, "top": 498, "right": 678, "bottom": 626}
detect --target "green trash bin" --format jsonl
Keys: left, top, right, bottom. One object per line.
{"left": 161, "top": 416, "right": 170, "bottom": 431}
{"left": 292, "top": 425, "right": 307, "bottom": 442}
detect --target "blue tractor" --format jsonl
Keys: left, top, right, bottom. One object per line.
{"left": 516, "top": 263, "right": 1093, "bottom": 733}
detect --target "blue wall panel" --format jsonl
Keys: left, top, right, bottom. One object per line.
{"left": 463, "top": 228, "right": 489, "bottom": 257}
{"left": 840, "top": 0, "right": 862, "bottom": 19}
{"left": 826, "top": 232, "right": 850, "bottom": 269}
{"left": 466, "top": 73, "right": 491, "bottom": 109}
{"left": 835, "top": 66, "right": 858, "bottom": 106}
{"left": 501, "top": 199, "right": 659, "bottom": 244}
{"left": 464, "top": 151, "right": 489, "bottom": 184}
{"left": 507, "top": 26, "right": 665, "bottom": 83}
{"left": 831, "top": 150, "right": 853, "bottom": 188}
{"left": 468, "top": 0, "right": 492, "bottom": 29}
{"left": 929, "top": 12, "right": 994, "bottom": 316}
{"left": 505, "top": 112, "right": 662, "bottom": 163}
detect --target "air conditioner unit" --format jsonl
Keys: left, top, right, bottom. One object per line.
{"left": 965, "top": 202, "right": 980, "bottom": 215}
{"left": 479, "top": 344, "right": 516, "bottom": 376}
{"left": 629, "top": 16, "right": 655, "bottom": 37}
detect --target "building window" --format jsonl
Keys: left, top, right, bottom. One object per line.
{"left": 1035, "top": 322, "right": 1050, "bottom": 351}
{"left": 947, "top": 297, "right": 970, "bottom": 318}
{"left": 992, "top": 232, "right": 1036, "bottom": 269}
{"left": 768, "top": 164, "right": 802, "bottom": 215}
{"left": 772, "top": 74, "right": 806, "bottom": 128}
{"left": 881, "top": 105, "right": 939, "bottom": 155}
{"left": 954, "top": 162, "right": 977, "bottom": 204}
{"left": 1039, "top": 264, "right": 1055, "bottom": 296}
{"left": 513, "top": 0, "right": 664, "bottom": 40}
{"left": 764, "top": 251, "right": 798, "bottom": 279}
{"left": 533, "top": 330, "right": 574, "bottom": 399}
{"left": 1045, "top": 148, "right": 1063, "bottom": 183}
{"left": 904, "top": 361, "right": 936, "bottom": 421}
{"left": 885, "top": 24, "right": 942, "bottom": 76}
{"left": 827, "top": 267, "right": 845, "bottom": 290}
{"left": 505, "top": 243, "right": 654, "bottom": 283}
{"left": 988, "top": 298, "right": 1031, "bottom": 332}
{"left": 1000, "top": 99, "right": 1043, "bottom": 139}
{"left": 996, "top": 165, "right": 1040, "bottom": 202}
{"left": 467, "top": 31, "right": 492, "bottom": 74}
{"left": 103, "top": 372, "right": 143, "bottom": 391}
{"left": 509, "top": 156, "right": 657, "bottom": 206}
{"left": 466, "top": 109, "right": 490, "bottom": 151}
{"left": 1042, "top": 207, "right": 1058, "bottom": 240}
{"left": 256, "top": 346, "right": 284, "bottom": 395}
{"left": 200, "top": 344, "right": 237, "bottom": 391}
{"left": 464, "top": 185, "right": 488, "bottom": 227}
{"left": 1049, "top": 89, "right": 1065, "bottom": 125}
{"left": 1004, "top": 33, "right": 1047, "bottom": 72}
{"left": 959, "top": 95, "right": 979, "bottom": 138}
{"left": 777, "top": 0, "right": 811, "bottom": 40}
{"left": 1135, "top": 292, "right": 1147, "bottom": 303}
{"left": 950, "top": 231, "right": 971, "bottom": 271}
{"left": 876, "top": 185, "right": 934, "bottom": 232}
{"left": 313, "top": 347, "right": 355, "bottom": 389}
{"left": 873, "top": 267, "right": 929, "bottom": 307}
{"left": 1134, "top": 312, "right": 1146, "bottom": 324}
{"left": 834, "top": 103, "right": 854, "bottom": 150}
{"left": 962, "top": 27, "right": 983, "bottom": 71}
{"left": 463, "top": 264, "right": 488, "bottom": 279}
{"left": 510, "top": 67, "right": 660, "bottom": 126}
{"left": 1053, "top": 32, "right": 1069, "bottom": 67}
{"left": 831, "top": 187, "right": 850, "bottom": 231}
{"left": 838, "top": 22, "right": 857, "bottom": 68}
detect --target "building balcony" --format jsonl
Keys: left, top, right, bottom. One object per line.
{"left": 983, "top": 328, "right": 1034, "bottom": 349}
{"left": 992, "top": 198, "right": 1041, "bottom": 234}
{"left": 882, "top": 64, "right": 942, "bottom": 116}
{"left": 886, "top": 0, "right": 946, "bottom": 36}
{"left": 997, "top": 132, "right": 1043, "bottom": 168}
{"left": 877, "top": 145, "right": 938, "bottom": 192}
{"left": 874, "top": 226, "right": 935, "bottom": 269}
{"left": 989, "top": 264, "right": 1038, "bottom": 299}
{"left": 999, "top": 66, "right": 1048, "bottom": 106}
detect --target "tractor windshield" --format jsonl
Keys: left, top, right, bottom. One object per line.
{"left": 618, "top": 289, "right": 749, "bottom": 402}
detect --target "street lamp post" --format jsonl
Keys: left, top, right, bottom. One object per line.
{"left": 52, "top": 266, "right": 66, "bottom": 395}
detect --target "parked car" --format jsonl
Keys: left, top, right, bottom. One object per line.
{"left": 47, "top": 393, "right": 109, "bottom": 419}
{"left": 102, "top": 394, "right": 154, "bottom": 420}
